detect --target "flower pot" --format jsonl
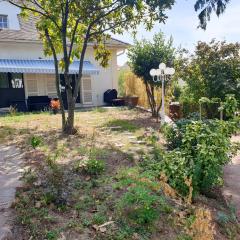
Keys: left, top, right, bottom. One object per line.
{"left": 125, "top": 96, "right": 139, "bottom": 108}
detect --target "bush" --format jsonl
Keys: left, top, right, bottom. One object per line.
{"left": 160, "top": 120, "right": 237, "bottom": 196}
{"left": 85, "top": 158, "right": 105, "bottom": 175}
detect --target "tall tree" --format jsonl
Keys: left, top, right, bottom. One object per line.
{"left": 180, "top": 40, "right": 240, "bottom": 107}
{"left": 128, "top": 32, "right": 176, "bottom": 117}
{"left": 7, "top": 0, "right": 175, "bottom": 134}
{"left": 195, "top": 0, "right": 230, "bottom": 29}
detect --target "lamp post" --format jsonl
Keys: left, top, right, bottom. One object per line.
{"left": 150, "top": 63, "right": 175, "bottom": 124}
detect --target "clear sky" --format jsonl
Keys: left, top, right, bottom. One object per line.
{"left": 114, "top": 0, "right": 240, "bottom": 66}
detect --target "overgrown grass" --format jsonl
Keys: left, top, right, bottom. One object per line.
{"left": 1, "top": 108, "right": 239, "bottom": 239}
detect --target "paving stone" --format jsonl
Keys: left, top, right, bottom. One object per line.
{"left": 0, "top": 146, "right": 23, "bottom": 240}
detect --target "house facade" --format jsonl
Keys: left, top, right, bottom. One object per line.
{"left": 0, "top": 1, "right": 128, "bottom": 110}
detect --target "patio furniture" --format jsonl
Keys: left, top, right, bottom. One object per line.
{"left": 104, "top": 89, "right": 125, "bottom": 106}
{"left": 27, "top": 96, "right": 51, "bottom": 111}
{"left": 9, "top": 100, "right": 27, "bottom": 112}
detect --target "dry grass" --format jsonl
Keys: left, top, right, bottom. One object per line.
{"left": 0, "top": 108, "right": 238, "bottom": 240}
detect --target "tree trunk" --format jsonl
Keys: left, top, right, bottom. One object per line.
{"left": 144, "top": 81, "right": 159, "bottom": 118}
{"left": 44, "top": 29, "right": 66, "bottom": 131}
{"left": 64, "top": 73, "right": 77, "bottom": 134}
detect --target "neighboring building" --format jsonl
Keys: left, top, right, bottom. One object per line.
{"left": 0, "top": 1, "right": 129, "bottom": 109}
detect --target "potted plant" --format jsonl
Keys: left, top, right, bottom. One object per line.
{"left": 50, "top": 98, "right": 60, "bottom": 114}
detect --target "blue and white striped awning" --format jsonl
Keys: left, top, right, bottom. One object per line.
{"left": 0, "top": 59, "right": 99, "bottom": 75}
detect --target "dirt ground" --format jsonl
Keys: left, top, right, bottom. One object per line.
{"left": 0, "top": 107, "right": 239, "bottom": 240}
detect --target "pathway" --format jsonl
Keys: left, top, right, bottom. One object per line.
{"left": 0, "top": 145, "right": 23, "bottom": 240}
{"left": 223, "top": 135, "right": 240, "bottom": 218}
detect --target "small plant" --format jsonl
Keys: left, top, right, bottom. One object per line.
{"left": 117, "top": 185, "right": 159, "bottom": 225}
{"left": 92, "top": 212, "right": 108, "bottom": 225}
{"left": 29, "top": 135, "right": 42, "bottom": 148}
{"left": 46, "top": 229, "right": 59, "bottom": 240}
{"left": 85, "top": 158, "right": 105, "bottom": 175}
{"left": 9, "top": 105, "right": 17, "bottom": 116}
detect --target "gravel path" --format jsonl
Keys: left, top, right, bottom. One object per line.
{"left": 0, "top": 145, "right": 23, "bottom": 240}
{"left": 223, "top": 135, "right": 240, "bottom": 218}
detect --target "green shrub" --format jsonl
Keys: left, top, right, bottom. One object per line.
{"left": 29, "top": 135, "right": 42, "bottom": 148}
{"left": 223, "top": 94, "right": 238, "bottom": 119}
{"left": 85, "top": 158, "right": 105, "bottom": 175}
{"left": 117, "top": 185, "right": 159, "bottom": 225}
{"left": 160, "top": 120, "right": 237, "bottom": 196}
{"left": 161, "top": 119, "right": 194, "bottom": 149}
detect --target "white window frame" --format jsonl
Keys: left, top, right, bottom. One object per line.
{"left": 0, "top": 15, "right": 8, "bottom": 29}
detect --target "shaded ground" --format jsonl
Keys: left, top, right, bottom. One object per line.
{"left": 223, "top": 135, "right": 240, "bottom": 219}
{"left": 0, "top": 145, "right": 23, "bottom": 240}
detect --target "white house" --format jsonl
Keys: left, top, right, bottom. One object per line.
{"left": 0, "top": 1, "right": 129, "bottom": 110}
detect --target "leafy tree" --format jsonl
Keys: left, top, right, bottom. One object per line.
{"left": 194, "top": 0, "right": 230, "bottom": 29}
{"left": 7, "top": 0, "right": 175, "bottom": 134}
{"left": 181, "top": 40, "right": 240, "bottom": 112}
{"left": 128, "top": 32, "right": 176, "bottom": 117}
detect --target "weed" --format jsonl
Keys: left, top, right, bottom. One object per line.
{"left": 117, "top": 185, "right": 159, "bottom": 225}
{"left": 85, "top": 158, "right": 105, "bottom": 175}
{"left": 9, "top": 105, "right": 18, "bottom": 116}
{"left": 92, "top": 212, "right": 108, "bottom": 225}
{"left": 45, "top": 229, "right": 60, "bottom": 240}
{"left": 22, "top": 168, "right": 37, "bottom": 184}
{"left": 29, "top": 135, "right": 42, "bottom": 148}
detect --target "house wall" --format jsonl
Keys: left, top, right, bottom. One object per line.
{"left": 0, "top": 1, "right": 21, "bottom": 30}
{"left": 0, "top": 41, "right": 119, "bottom": 106}
{"left": 0, "top": 1, "right": 121, "bottom": 107}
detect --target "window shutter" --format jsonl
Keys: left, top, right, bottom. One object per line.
{"left": 25, "top": 74, "right": 38, "bottom": 96}
{"left": 82, "top": 76, "right": 92, "bottom": 104}
{"left": 46, "top": 74, "right": 57, "bottom": 97}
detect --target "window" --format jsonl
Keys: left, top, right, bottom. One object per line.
{"left": 0, "top": 15, "right": 8, "bottom": 29}
{"left": 0, "top": 73, "right": 9, "bottom": 88}
{"left": 11, "top": 73, "right": 23, "bottom": 88}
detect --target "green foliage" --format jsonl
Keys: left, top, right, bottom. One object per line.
{"left": 223, "top": 94, "right": 238, "bottom": 118}
{"left": 85, "top": 158, "right": 105, "bottom": 175}
{"left": 180, "top": 40, "right": 240, "bottom": 111}
{"left": 14, "top": 0, "right": 175, "bottom": 133}
{"left": 128, "top": 32, "right": 176, "bottom": 116}
{"left": 128, "top": 32, "right": 176, "bottom": 86}
{"left": 161, "top": 120, "right": 236, "bottom": 196}
{"left": 117, "top": 185, "right": 160, "bottom": 226}
{"left": 92, "top": 212, "right": 108, "bottom": 225}
{"left": 115, "top": 167, "right": 172, "bottom": 227}
{"left": 195, "top": 0, "right": 230, "bottom": 29}
{"left": 46, "top": 229, "right": 59, "bottom": 240}
{"left": 29, "top": 135, "right": 42, "bottom": 149}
